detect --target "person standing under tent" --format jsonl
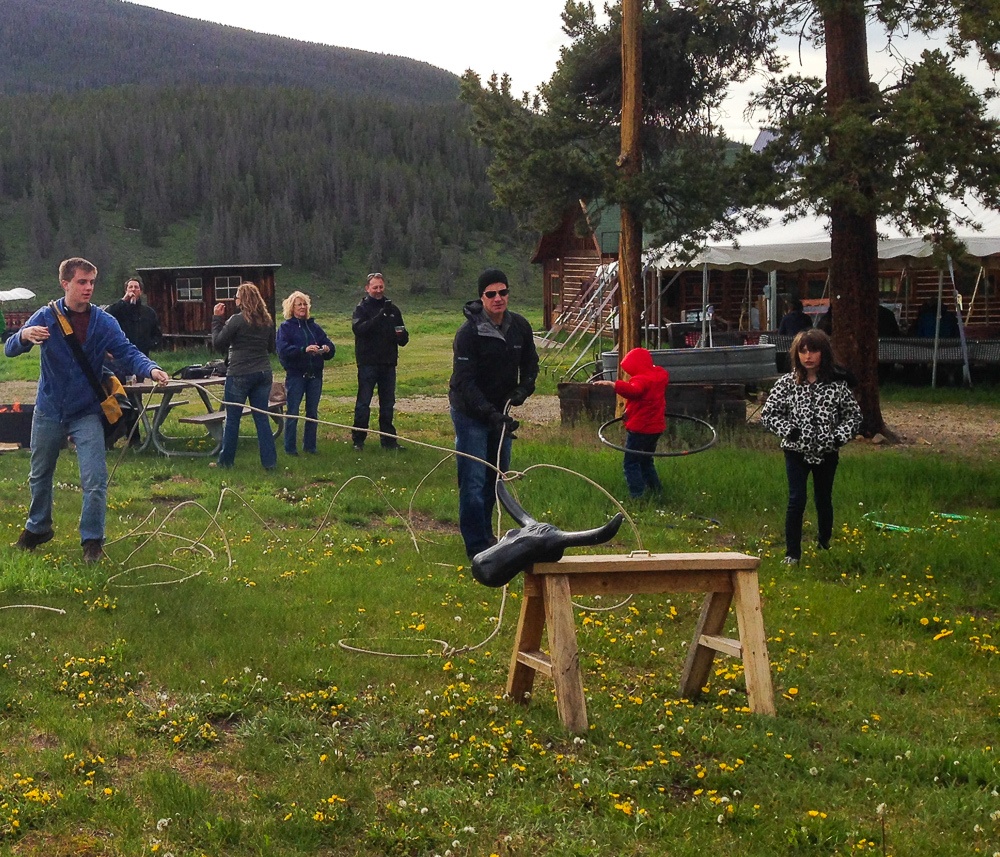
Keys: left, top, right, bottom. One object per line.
{"left": 777, "top": 299, "right": 813, "bottom": 336}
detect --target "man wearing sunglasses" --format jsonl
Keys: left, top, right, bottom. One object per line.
{"left": 449, "top": 268, "right": 539, "bottom": 559}
{"left": 351, "top": 272, "right": 409, "bottom": 451}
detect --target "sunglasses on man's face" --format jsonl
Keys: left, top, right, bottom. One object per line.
{"left": 483, "top": 288, "right": 509, "bottom": 299}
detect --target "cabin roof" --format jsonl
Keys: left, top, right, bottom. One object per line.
{"left": 136, "top": 264, "right": 282, "bottom": 273}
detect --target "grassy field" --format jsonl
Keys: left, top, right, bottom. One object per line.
{"left": 0, "top": 313, "right": 998, "bottom": 856}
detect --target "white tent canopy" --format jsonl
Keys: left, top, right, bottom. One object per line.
{"left": 0, "top": 288, "right": 35, "bottom": 302}
{"left": 650, "top": 199, "right": 1000, "bottom": 272}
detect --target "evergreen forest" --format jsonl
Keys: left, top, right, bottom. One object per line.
{"left": 0, "top": 86, "right": 527, "bottom": 297}
{"left": 0, "top": 0, "right": 532, "bottom": 301}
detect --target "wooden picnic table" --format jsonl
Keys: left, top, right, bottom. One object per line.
{"left": 124, "top": 377, "right": 226, "bottom": 457}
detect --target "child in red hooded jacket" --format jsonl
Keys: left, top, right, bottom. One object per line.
{"left": 595, "top": 347, "right": 669, "bottom": 498}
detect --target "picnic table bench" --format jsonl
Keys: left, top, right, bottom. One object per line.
{"left": 178, "top": 383, "right": 286, "bottom": 446}
{"left": 507, "top": 551, "right": 774, "bottom": 732}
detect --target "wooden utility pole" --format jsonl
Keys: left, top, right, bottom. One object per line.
{"left": 618, "top": 0, "right": 643, "bottom": 361}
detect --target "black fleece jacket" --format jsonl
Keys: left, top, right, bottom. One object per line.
{"left": 351, "top": 295, "right": 408, "bottom": 365}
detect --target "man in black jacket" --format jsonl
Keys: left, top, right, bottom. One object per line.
{"left": 777, "top": 298, "right": 813, "bottom": 336}
{"left": 106, "top": 278, "right": 161, "bottom": 356}
{"left": 105, "top": 277, "right": 162, "bottom": 446}
{"left": 449, "top": 268, "right": 538, "bottom": 559}
{"left": 351, "top": 273, "right": 408, "bottom": 450}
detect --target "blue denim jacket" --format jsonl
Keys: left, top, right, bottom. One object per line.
{"left": 5, "top": 299, "right": 159, "bottom": 422}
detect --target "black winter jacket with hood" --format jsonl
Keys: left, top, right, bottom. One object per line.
{"left": 448, "top": 299, "right": 539, "bottom": 422}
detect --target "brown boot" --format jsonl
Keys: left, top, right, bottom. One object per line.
{"left": 82, "top": 539, "right": 105, "bottom": 564}
{"left": 15, "top": 528, "right": 54, "bottom": 551}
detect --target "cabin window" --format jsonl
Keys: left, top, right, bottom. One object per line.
{"left": 215, "top": 276, "right": 241, "bottom": 301}
{"left": 176, "top": 277, "right": 203, "bottom": 302}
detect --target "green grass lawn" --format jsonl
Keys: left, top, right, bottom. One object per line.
{"left": 1, "top": 316, "right": 998, "bottom": 856}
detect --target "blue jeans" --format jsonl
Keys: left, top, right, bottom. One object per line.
{"left": 451, "top": 407, "right": 512, "bottom": 558}
{"left": 352, "top": 364, "right": 397, "bottom": 447}
{"left": 783, "top": 450, "right": 839, "bottom": 559}
{"left": 218, "top": 370, "right": 277, "bottom": 469}
{"left": 27, "top": 408, "right": 107, "bottom": 542}
{"left": 624, "top": 430, "right": 662, "bottom": 498}
{"left": 284, "top": 373, "right": 323, "bottom": 453}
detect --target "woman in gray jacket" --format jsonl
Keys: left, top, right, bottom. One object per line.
{"left": 211, "top": 282, "right": 277, "bottom": 469}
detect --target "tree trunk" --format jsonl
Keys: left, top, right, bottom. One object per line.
{"left": 823, "top": 0, "right": 888, "bottom": 437}
{"left": 618, "top": 0, "right": 643, "bottom": 360}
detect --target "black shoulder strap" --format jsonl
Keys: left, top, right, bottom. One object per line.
{"left": 47, "top": 300, "right": 106, "bottom": 405}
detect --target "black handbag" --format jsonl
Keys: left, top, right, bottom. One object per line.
{"left": 48, "top": 301, "right": 138, "bottom": 446}
{"left": 175, "top": 360, "right": 226, "bottom": 380}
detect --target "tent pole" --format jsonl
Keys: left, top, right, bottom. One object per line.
{"left": 768, "top": 271, "right": 778, "bottom": 329}
{"left": 655, "top": 268, "right": 663, "bottom": 349}
{"left": 964, "top": 266, "right": 984, "bottom": 326}
{"left": 932, "top": 269, "right": 944, "bottom": 388}
{"left": 641, "top": 263, "right": 649, "bottom": 348}
{"left": 947, "top": 255, "right": 973, "bottom": 388}
{"left": 701, "top": 263, "right": 709, "bottom": 344}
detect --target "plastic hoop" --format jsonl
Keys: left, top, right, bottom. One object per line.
{"left": 862, "top": 510, "right": 970, "bottom": 534}
{"left": 598, "top": 414, "right": 718, "bottom": 457}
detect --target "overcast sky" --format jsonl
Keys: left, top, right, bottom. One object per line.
{"left": 127, "top": 1, "right": 996, "bottom": 144}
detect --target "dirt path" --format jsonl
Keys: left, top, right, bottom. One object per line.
{"left": 394, "top": 394, "right": 997, "bottom": 457}
{"left": 3, "top": 382, "right": 995, "bottom": 457}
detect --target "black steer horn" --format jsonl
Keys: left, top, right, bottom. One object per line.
{"left": 471, "top": 481, "right": 624, "bottom": 587}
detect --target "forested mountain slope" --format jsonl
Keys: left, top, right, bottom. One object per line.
{"left": 0, "top": 0, "right": 459, "bottom": 103}
{"left": 0, "top": 86, "right": 513, "bottom": 278}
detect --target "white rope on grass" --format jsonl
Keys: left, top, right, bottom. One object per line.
{"left": 95, "top": 382, "right": 650, "bottom": 655}
{"left": 0, "top": 605, "right": 67, "bottom": 614}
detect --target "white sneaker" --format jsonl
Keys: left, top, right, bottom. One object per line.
{"left": 781, "top": 556, "right": 799, "bottom": 565}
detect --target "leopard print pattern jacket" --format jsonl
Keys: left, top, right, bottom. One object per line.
{"left": 760, "top": 373, "right": 862, "bottom": 464}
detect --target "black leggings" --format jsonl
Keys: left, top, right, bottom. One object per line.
{"left": 783, "top": 449, "right": 839, "bottom": 559}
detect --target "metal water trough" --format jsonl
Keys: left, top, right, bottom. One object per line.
{"left": 600, "top": 344, "right": 778, "bottom": 384}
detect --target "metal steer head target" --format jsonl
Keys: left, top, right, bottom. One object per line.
{"left": 471, "top": 481, "right": 625, "bottom": 587}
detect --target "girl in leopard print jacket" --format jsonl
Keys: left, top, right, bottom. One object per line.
{"left": 761, "top": 329, "right": 862, "bottom": 564}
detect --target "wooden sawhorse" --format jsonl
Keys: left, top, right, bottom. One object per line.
{"left": 507, "top": 552, "right": 775, "bottom": 732}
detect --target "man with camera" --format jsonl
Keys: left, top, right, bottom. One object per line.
{"left": 350, "top": 272, "right": 408, "bottom": 451}
{"left": 106, "top": 277, "right": 161, "bottom": 357}
{"left": 105, "top": 277, "right": 162, "bottom": 445}
{"left": 449, "top": 268, "right": 538, "bottom": 559}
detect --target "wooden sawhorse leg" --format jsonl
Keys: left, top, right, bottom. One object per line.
{"left": 507, "top": 578, "right": 547, "bottom": 704}
{"left": 507, "top": 573, "right": 589, "bottom": 733}
{"left": 679, "top": 573, "right": 775, "bottom": 715}
{"left": 732, "top": 570, "right": 775, "bottom": 715}
{"left": 543, "top": 575, "right": 587, "bottom": 732}
{"left": 680, "top": 588, "right": 734, "bottom": 699}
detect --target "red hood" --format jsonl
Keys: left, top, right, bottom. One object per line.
{"left": 620, "top": 347, "right": 654, "bottom": 376}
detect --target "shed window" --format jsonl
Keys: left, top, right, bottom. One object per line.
{"left": 176, "top": 277, "right": 203, "bottom": 302}
{"left": 215, "top": 276, "right": 241, "bottom": 300}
